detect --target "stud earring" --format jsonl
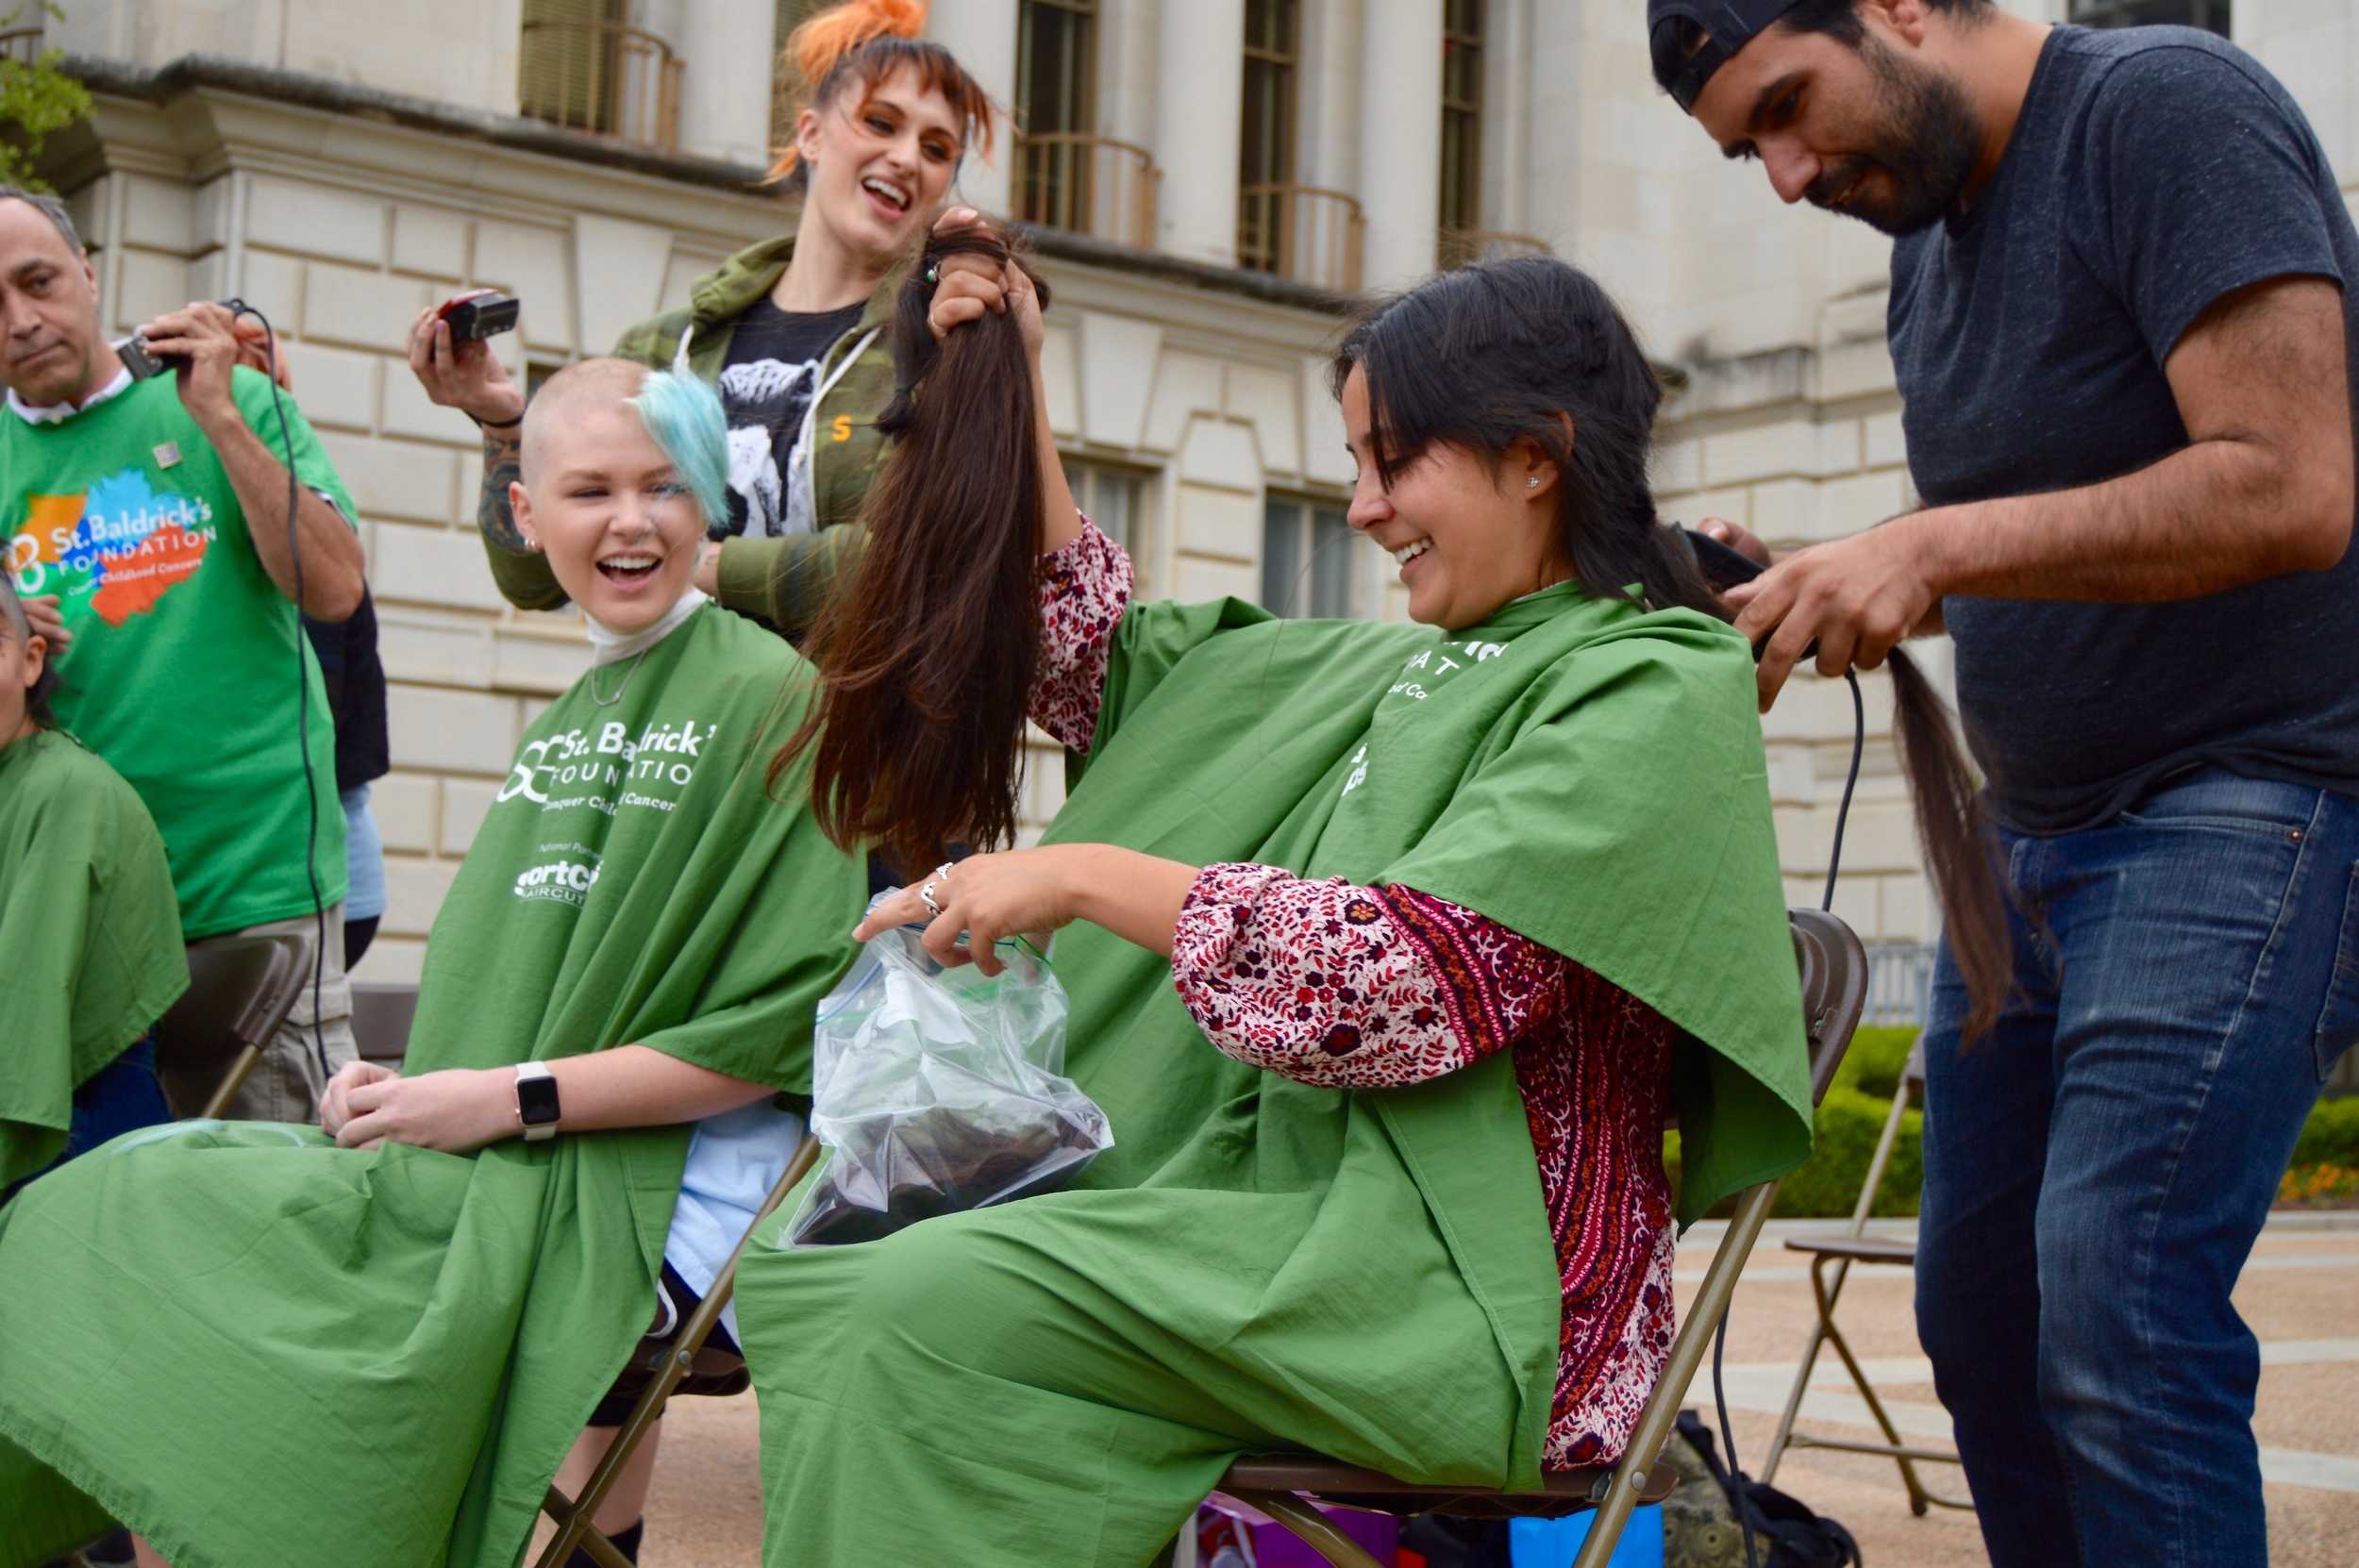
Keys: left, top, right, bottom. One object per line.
{"left": 1527, "top": 476, "right": 1540, "bottom": 489}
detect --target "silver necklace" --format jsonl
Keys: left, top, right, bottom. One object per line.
{"left": 590, "top": 649, "right": 648, "bottom": 708}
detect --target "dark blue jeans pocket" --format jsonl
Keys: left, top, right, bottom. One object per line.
{"left": 2315, "top": 862, "right": 2359, "bottom": 1083}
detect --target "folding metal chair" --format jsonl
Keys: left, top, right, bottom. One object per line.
{"left": 350, "top": 981, "right": 419, "bottom": 1071}
{"left": 1218, "top": 908, "right": 1869, "bottom": 1568}
{"left": 533, "top": 1134, "right": 824, "bottom": 1568}
{"left": 1761, "top": 1041, "right": 1970, "bottom": 1515}
{"left": 150, "top": 932, "right": 314, "bottom": 1119}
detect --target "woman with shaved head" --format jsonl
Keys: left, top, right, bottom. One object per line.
{"left": 0, "top": 362, "right": 871, "bottom": 1568}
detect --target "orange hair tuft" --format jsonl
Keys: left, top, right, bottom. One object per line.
{"left": 770, "top": 0, "right": 999, "bottom": 184}
{"left": 790, "top": 0, "right": 929, "bottom": 90}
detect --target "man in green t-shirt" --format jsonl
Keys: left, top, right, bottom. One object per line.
{"left": 0, "top": 185, "right": 367, "bottom": 1123}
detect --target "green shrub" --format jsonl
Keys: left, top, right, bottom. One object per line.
{"left": 1838, "top": 1025, "right": 1919, "bottom": 1101}
{"left": 1665, "top": 1084, "right": 1923, "bottom": 1221}
{"left": 1770, "top": 1087, "right": 1923, "bottom": 1219}
{"left": 1665, "top": 1047, "right": 2357, "bottom": 1221}
{"left": 2293, "top": 1095, "right": 2359, "bottom": 1167}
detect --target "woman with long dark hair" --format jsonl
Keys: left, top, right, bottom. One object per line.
{"left": 408, "top": 0, "right": 995, "bottom": 634}
{"left": 723, "top": 234, "right": 2002, "bottom": 1564}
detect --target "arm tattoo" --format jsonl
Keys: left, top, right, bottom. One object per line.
{"left": 479, "top": 428, "right": 528, "bottom": 554}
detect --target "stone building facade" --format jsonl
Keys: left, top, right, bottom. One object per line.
{"left": 27, "top": 0, "right": 2354, "bottom": 1003}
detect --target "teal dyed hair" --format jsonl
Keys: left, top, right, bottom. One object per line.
{"left": 627, "top": 369, "right": 731, "bottom": 531}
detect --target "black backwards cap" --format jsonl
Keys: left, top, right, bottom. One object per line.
{"left": 1649, "top": 0, "right": 1811, "bottom": 113}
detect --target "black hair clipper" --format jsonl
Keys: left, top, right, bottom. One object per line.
{"left": 1681, "top": 525, "right": 1821, "bottom": 665}
{"left": 438, "top": 292, "right": 520, "bottom": 342}
{"left": 118, "top": 296, "right": 253, "bottom": 379}
{"left": 118, "top": 335, "right": 188, "bottom": 380}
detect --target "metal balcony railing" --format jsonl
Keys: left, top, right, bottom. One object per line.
{"left": 1437, "top": 228, "right": 1552, "bottom": 270}
{"left": 1238, "top": 183, "right": 1365, "bottom": 293}
{"left": 0, "top": 27, "right": 44, "bottom": 64}
{"left": 1015, "top": 133, "right": 1161, "bottom": 250}
{"left": 1864, "top": 942, "right": 1938, "bottom": 1027}
{"left": 519, "top": 19, "right": 681, "bottom": 151}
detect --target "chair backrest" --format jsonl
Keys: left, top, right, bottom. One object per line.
{"left": 153, "top": 933, "right": 313, "bottom": 1072}
{"left": 351, "top": 982, "right": 420, "bottom": 1068}
{"left": 1789, "top": 907, "right": 1867, "bottom": 1109}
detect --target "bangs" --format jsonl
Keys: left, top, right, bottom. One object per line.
{"left": 627, "top": 371, "right": 732, "bottom": 531}
{"left": 767, "top": 39, "right": 998, "bottom": 183}
{"left": 1335, "top": 294, "right": 1491, "bottom": 486}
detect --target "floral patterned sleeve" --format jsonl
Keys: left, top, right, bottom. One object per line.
{"left": 1170, "top": 862, "right": 1569, "bottom": 1089}
{"left": 1029, "top": 514, "right": 1134, "bottom": 753}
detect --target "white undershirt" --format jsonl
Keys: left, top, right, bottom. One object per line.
{"left": 584, "top": 587, "right": 708, "bottom": 666}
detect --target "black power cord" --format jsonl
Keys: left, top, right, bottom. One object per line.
{"left": 221, "top": 299, "right": 331, "bottom": 1078}
{"left": 1709, "top": 666, "right": 1867, "bottom": 1568}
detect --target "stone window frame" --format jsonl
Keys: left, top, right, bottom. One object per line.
{"left": 1261, "top": 488, "right": 1359, "bottom": 620}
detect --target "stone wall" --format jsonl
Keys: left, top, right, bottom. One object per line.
{"left": 45, "top": 0, "right": 2359, "bottom": 991}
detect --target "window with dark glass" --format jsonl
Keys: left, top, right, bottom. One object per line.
{"left": 1439, "top": 0, "right": 1484, "bottom": 241}
{"left": 2066, "top": 0, "right": 2230, "bottom": 37}
{"left": 1237, "top": 0, "right": 1301, "bottom": 275}
{"left": 1066, "top": 459, "right": 1152, "bottom": 592}
{"left": 1016, "top": 0, "right": 1100, "bottom": 231}
{"left": 1263, "top": 492, "right": 1357, "bottom": 619}
{"left": 521, "top": 0, "right": 628, "bottom": 135}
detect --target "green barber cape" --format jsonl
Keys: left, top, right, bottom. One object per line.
{"left": 1041, "top": 585, "right": 1811, "bottom": 1486}
{"left": 0, "top": 604, "right": 865, "bottom": 1568}
{"left": 0, "top": 728, "right": 186, "bottom": 1191}
{"left": 735, "top": 582, "right": 1814, "bottom": 1555}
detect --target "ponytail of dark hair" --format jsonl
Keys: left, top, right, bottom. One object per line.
{"left": 769, "top": 223, "right": 1051, "bottom": 876}
{"left": 1335, "top": 257, "right": 2012, "bottom": 1042}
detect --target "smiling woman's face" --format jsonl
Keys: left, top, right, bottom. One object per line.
{"left": 510, "top": 400, "right": 705, "bottom": 634}
{"left": 799, "top": 63, "right": 964, "bottom": 262}
{"left": 1338, "top": 364, "right": 1569, "bottom": 631}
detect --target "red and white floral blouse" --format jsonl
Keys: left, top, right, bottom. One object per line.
{"left": 1030, "top": 519, "right": 1680, "bottom": 1470}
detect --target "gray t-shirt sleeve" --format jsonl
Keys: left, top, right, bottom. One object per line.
{"left": 2077, "top": 43, "right": 2345, "bottom": 361}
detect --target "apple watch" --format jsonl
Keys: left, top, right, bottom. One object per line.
{"left": 513, "top": 1060, "right": 560, "bottom": 1143}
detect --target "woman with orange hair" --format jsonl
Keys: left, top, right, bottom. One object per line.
{"left": 409, "top": 0, "right": 995, "bottom": 637}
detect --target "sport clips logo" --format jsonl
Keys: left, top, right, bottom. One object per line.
{"left": 513, "top": 858, "right": 600, "bottom": 906}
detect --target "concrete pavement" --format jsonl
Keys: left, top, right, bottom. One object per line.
{"left": 607, "top": 1212, "right": 2358, "bottom": 1566}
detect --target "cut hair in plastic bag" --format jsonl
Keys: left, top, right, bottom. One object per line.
{"left": 784, "top": 907, "right": 1113, "bottom": 1246}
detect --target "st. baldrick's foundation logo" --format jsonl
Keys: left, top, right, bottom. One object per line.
{"left": 7, "top": 469, "right": 218, "bottom": 625}
{"left": 497, "top": 717, "right": 718, "bottom": 807}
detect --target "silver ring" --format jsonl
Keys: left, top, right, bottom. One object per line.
{"left": 918, "top": 880, "right": 942, "bottom": 916}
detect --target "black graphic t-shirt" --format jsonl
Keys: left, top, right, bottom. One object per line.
{"left": 715, "top": 297, "right": 867, "bottom": 540}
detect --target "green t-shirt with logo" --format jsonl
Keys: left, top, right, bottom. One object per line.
{"left": 2, "top": 369, "right": 354, "bottom": 940}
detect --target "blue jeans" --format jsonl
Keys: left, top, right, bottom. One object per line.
{"left": 1, "top": 1034, "right": 172, "bottom": 1206}
{"left": 1915, "top": 769, "right": 2359, "bottom": 1568}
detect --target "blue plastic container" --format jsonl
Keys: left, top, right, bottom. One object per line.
{"left": 1507, "top": 1504, "right": 1665, "bottom": 1568}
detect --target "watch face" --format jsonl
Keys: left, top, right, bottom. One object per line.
{"left": 518, "top": 1072, "right": 561, "bottom": 1126}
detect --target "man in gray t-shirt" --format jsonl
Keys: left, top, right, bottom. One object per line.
{"left": 1651, "top": 4, "right": 2358, "bottom": 1566}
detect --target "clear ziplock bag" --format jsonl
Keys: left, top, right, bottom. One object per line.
{"left": 784, "top": 911, "right": 1113, "bottom": 1246}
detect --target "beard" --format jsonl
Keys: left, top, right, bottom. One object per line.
{"left": 1807, "top": 36, "right": 1983, "bottom": 237}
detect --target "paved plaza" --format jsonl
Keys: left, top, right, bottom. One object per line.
{"left": 593, "top": 1211, "right": 2359, "bottom": 1567}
